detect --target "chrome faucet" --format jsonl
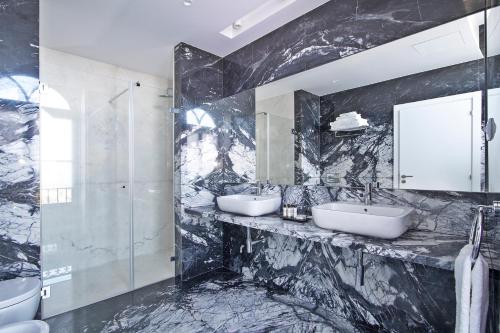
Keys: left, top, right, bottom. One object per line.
{"left": 252, "top": 181, "right": 263, "bottom": 196}
{"left": 364, "top": 183, "right": 373, "bottom": 206}
{"left": 494, "top": 201, "right": 500, "bottom": 214}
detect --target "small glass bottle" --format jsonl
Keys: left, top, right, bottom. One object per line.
{"left": 282, "top": 204, "right": 288, "bottom": 218}
{"left": 291, "top": 205, "right": 298, "bottom": 219}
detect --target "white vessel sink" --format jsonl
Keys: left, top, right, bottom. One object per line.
{"left": 311, "top": 202, "right": 414, "bottom": 239}
{"left": 217, "top": 194, "right": 282, "bottom": 217}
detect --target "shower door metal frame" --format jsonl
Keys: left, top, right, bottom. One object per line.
{"left": 128, "top": 80, "right": 135, "bottom": 289}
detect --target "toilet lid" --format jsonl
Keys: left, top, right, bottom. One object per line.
{"left": 0, "top": 277, "right": 40, "bottom": 309}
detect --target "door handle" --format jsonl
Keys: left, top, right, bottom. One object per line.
{"left": 401, "top": 175, "right": 413, "bottom": 179}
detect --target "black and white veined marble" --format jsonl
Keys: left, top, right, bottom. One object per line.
{"left": 0, "top": 0, "right": 40, "bottom": 281}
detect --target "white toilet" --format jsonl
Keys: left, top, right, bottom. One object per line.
{"left": 0, "top": 277, "right": 48, "bottom": 332}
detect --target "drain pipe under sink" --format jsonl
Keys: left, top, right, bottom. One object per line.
{"left": 356, "top": 250, "right": 365, "bottom": 287}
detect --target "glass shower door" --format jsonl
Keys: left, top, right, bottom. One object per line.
{"left": 132, "top": 84, "right": 175, "bottom": 288}
{"left": 40, "top": 75, "right": 132, "bottom": 317}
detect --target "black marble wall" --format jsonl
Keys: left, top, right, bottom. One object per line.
{"left": 224, "top": 225, "right": 457, "bottom": 332}
{"left": 320, "top": 58, "right": 488, "bottom": 189}
{"left": 286, "top": 185, "right": 500, "bottom": 239}
{"left": 174, "top": 44, "right": 256, "bottom": 280}
{"left": 224, "top": 221, "right": 500, "bottom": 332}
{"left": 222, "top": 0, "right": 485, "bottom": 97}
{"left": 294, "top": 90, "right": 320, "bottom": 185}
{"left": 222, "top": 183, "right": 500, "bottom": 332}
{"left": 174, "top": 43, "right": 223, "bottom": 280}
{"left": 0, "top": 0, "right": 40, "bottom": 281}
{"left": 174, "top": 43, "right": 223, "bottom": 110}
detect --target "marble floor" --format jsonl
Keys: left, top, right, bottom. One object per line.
{"left": 43, "top": 252, "right": 175, "bottom": 318}
{"left": 45, "top": 269, "right": 365, "bottom": 333}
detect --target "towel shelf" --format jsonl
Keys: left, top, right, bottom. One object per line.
{"left": 333, "top": 128, "right": 367, "bottom": 138}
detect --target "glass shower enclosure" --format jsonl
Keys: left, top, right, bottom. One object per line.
{"left": 39, "top": 52, "right": 175, "bottom": 317}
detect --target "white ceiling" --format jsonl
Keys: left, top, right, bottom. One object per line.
{"left": 40, "top": 0, "right": 329, "bottom": 80}
{"left": 256, "top": 10, "right": 498, "bottom": 101}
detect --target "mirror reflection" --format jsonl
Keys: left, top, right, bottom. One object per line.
{"left": 253, "top": 8, "right": 500, "bottom": 192}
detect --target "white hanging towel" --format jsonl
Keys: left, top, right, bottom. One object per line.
{"left": 455, "top": 244, "right": 489, "bottom": 333}
{"left": 469, "top": 253, "right": 489, "bottom": 333}
{"left": 455, "top": 244, "right": 473, "bottom": 333}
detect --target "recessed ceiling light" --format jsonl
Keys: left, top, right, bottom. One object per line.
{"left": 232, "top": 20, "right": 243, "bottom": 30}
{"left": 183, "top": 0, "right": 192, "bottom": 6}
{"left": 220, "top": 0, "right": 297, "bottom": 39}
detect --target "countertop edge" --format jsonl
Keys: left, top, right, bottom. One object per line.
{"left": 184, "top": 205, "right": 500, "bottom": 272}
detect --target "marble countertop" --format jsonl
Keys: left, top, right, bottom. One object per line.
{"left": 185, "top": 206, "right": 500, "bottom": 271}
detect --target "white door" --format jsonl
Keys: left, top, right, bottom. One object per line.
{"left": 394, "top": 91, "right": 482, "bottom": 192}
{"left": 489, "top": 88, "right": 500, "bottom": 192}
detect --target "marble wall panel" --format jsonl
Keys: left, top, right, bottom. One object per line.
{"left": 0, "top": 0, "right": 40, "bottom": 281}
{"left": 174, "top": 43, "right": 224, "bottom": 280}
{"left": 222, "top": 0, "right": 485, "bottom": 97}
{"left": 294, "top": 90, "right": 321, "bottom": 185}
{"left": 174, "top": 44, "right": 256, "bottom": 279}
{"left": 223, "top": 225, "right": 459, "bottom": 332}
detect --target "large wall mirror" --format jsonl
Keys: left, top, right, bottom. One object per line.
{"left": 250, "top": 6, "right": 500, "bottom": 193}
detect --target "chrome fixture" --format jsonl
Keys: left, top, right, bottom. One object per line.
{"left": 483, "top": 118, "right": 497, "bottom": 141}
{"left": 246, "top": 227, "right": 252, "bottom": 254}
{"left": 251, "top": 180, "right": 263, "bottom": 196}
{"left": 159, "top": 87, "right": 173, "bottom": 99}
{"left": 364, "top": 183, "right": 373, "bottom": 206}
{"left": 363, "top": 182, "right": 380, "bottom": 205}
{"left": 470, "top": 202, "right": 500, "bottom": 265}
{"left": 108, "top": 81, "right": 140, "bottom": 104}
{"left": 183, "top": 0, "right": 192, "bottom": 6}
{"left": 356, "top": 250, "right": 364, "bottom": 287}
{"left": 470, "top": 206, "right": 485, "bottom": 265}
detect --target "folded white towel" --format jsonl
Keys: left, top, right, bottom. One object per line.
{"left": 470, "top": 253, "right": 489, "bottom": 333}
{"left": 337, "top": 111, "right": 361, "bottom": 120}
{"left": 330, "top": 111, "right": 369, "bottom": 131}
{"left": 455, "top": 244, "right": 473, "bottom": 333}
